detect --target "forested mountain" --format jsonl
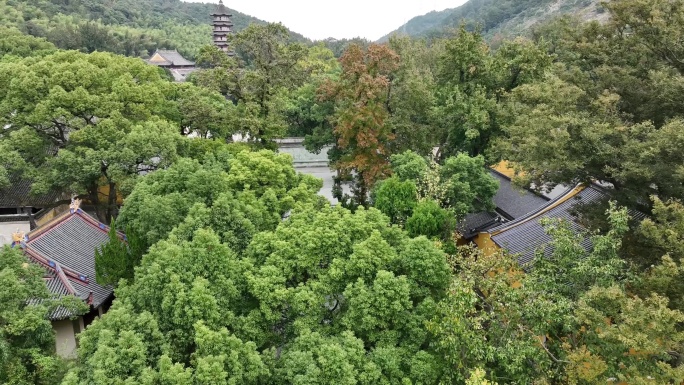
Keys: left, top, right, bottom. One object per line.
{"left": 0, "top": 0, "right": 307, "bottom": 59}
{"left": 380, "top": 0, "right": 605, "bottom": 41}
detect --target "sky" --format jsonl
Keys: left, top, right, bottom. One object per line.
{"left": 183, "top": 0, "right": 468, "bottom": 41}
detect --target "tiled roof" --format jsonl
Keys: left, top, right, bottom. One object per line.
{"left": 0, "top": 179, "right": 63, "bottom": 207}
{"left": 151, "top": 50, "right": 195, "bottom": 67}
{"left": 458, "top": 211, "right": 502, "bottom": 239}
{"left": 0, "top": 214, "right": 29, "bottom": 223}
{"left": 16, "top": 209, "right": 118, "bottom": 320}
{"left": 456, "top": 171, "right": 552, "bottom": 239}
{"left": 490, "top": 170, "right": 551, "bottom": 219}
{"left": 490, "top": 185, "right": 604, "bottom": 265}
{"left": 170, "top": 68, "right": 198, "bottom": 82}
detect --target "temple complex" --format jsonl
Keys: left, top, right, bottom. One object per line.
{"left": 146, "top": 1, "right": 234, "bottom": 81}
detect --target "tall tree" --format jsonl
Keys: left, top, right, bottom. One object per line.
{"left": 430, "top": 204, "right": 684, "bottom": 383}
{"left": 507, "top": 0, "right": 684, "bottom": 215}
{"left": 320, "top": 43, "right": 400, "bottom": 207}
{"left": 0, "top": 51, "right": 184, "bottom": 223}
{"left": 434, "top": 27, "right": 550, "bottom": 159}
{"left": 193, "top": 23, "right": 310, "bottom": 147}
{"left": 67, "top": 201, "right": 452, "bottom": 384}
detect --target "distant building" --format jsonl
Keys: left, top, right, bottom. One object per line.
{"left": 11, "top": 199, "right": 116, "bottom": 358}
{"left": 146, "top": 1, "right": 234, "bottom": 81}
{"left": 146, "top": 49, "right": 197, "bottom": 82}
{"left": 212, "top": 0, "right": 234, "bottom": 54}
{"left": 0, "top": 179, "right": 67, "bottom": 246}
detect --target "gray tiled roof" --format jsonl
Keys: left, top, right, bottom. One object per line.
{"left": 21, "top": 210, "right": 115, "bottom": 320}
{"left": 153, "top": 50, "right": 195, "bottom": 67}
{"left": 0, "top": 179, "right": 62, "bottom": 207}
{"left": 170, "top": 68, "right": 198, "bottom": 82}
{"left": 458, "top": 211, "right": 502, "bottom": 239}
{"left": 490, "top": 170, "right": 551, "bottom": 219}
{"left": 490, "top": 186, "right": 605, "bottom": 266}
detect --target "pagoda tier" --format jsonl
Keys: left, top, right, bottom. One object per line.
{"left": 212, "top": 0, "right": 234, "bottom": 53}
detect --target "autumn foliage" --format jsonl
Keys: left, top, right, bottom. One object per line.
{"left": 320, "top": 44, "right": 400, "bottom": 202}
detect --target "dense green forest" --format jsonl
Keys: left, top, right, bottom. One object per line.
{"left": 3, "top": 0, "right": 684, "bottom": 383}
{"left": 380, "top": 0, "right": 604, "bottom": 42}
{"left": 0, "top": 0, "right": 307, "bottom": 58}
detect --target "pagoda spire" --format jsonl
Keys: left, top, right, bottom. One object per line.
{"left": 212, "top": 0, "right": 234, "bottom": 54}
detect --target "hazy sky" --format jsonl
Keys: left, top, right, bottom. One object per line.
{"left": 183, "top": 0, "right": 468, "bottom": 41}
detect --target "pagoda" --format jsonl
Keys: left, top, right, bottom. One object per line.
{"left": 212, "top": 0, "right": 234, "bottom": 53}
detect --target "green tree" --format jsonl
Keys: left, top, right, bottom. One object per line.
{"left": 388, "top": 151, "right": 498, "bottom": 220}
{"left": 117, "top": 149, "right": 324, "bottom": 251}
{"left": 386, "top": 36, "right": 440, "bottom": 156}
{"left": 371, "top": 177, "right": 418, "bottom": 225}
{"left": 509, "top": 0, "right": 684, "bottom": 215}
{"left": 172, "top": 83, "right": 237, "bottom": 139}
{"left": 193, "top": 24, "right": 310, "bottom": 147}
{"left": 434, "top": 27, "right": 550, "bottom": 159}
{"left": 94, "top": 218, "right": 145, "bottom": 287}
{"left": 0, "top": 51, "right": 184, "bottom": 223}
{"left": 0, "top": 27, "right": 55, "bottom": 59}
{"left": 0, "top": 247, "right": 86, "bottom": 385}
{"left": 405, "top": 199, "right": 455, "bottom": 239}
{"left": 430, "top": 204, "right": 684, "bottom": 383}
{"left": 68, "top": 202, "right": 452, "bottom": 383}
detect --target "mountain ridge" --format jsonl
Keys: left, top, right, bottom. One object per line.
{"left": 0, "top": 0, "right": 308, "bottom": 58}
{"left": 379, "top": 0, "right": 605, "bottom": 42}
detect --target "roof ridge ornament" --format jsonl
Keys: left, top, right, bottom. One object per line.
{"left": 69, "top": 197, "right": 82, "bottom": 212}
{"left": 12, "top": 229, "right": 27, "bottom": 245}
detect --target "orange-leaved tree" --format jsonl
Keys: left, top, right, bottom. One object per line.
{"left": 320, "top": 43, "right": 400, "bottom": 207}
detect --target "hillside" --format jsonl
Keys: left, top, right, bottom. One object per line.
{"left": 0, "top": 0, "right": 308, "bottom": 59}
{"left": 379, "top": 0, "right": 606, "bottom": 41}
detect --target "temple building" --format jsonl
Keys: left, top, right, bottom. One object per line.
{"left": 457, "top": 162, "right": 569, "bottom": 241}
{"left": 11, "top": 199, "right": 117, "bottom": 358}
{"left": 146, "top": 49, "right": 197, "bottom": 82}
{"left": 466, "top": 163, "right": 645, "bottom": 266}
{"left": 212, "top": 0, "right": 234, "bottom": 54}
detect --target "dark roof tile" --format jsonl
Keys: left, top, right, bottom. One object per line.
{"left": 490, "top": 186, "right": 604, "bottom": 265}
{"left": 0, "top": 179, "right": 63, "bottom": 207}
{"left": 21, "top": 210, "right": 115, "bottom": 320}
{"left": 490, "top": 170, "right": 551, "bottom": 219}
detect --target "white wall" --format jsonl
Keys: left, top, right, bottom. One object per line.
{"left": 53, "top": 319, "right": 79, "bottom": 359}
{"left": 0, "top": 220, "right": 30, "bottom": 246}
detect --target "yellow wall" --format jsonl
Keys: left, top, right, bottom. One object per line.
{"left": 492, "top": 161, "right": 516, "bottom": 179}
{"left": 149, "top": 53, "right": 166, "bottom": 63}
{"left": 473, "top": 232, "right": 500, "bottom": 256}
{"left": 96, "top": 184, "right": 124, "bottom": 206}
{"left": 35, "top": 204, "right": 70, "bottom": 228}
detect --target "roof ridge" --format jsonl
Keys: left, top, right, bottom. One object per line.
{"left": 23, "top": 248, "right": 90, "bottom": 284}
{"left": 490, "top": 168, "right": 551, "bottom": 201}
{"left": 54, "top": 260, "right": 78, "bottom": 296}
{"left": 27, "top": 210, "right": 73, "bottom": 240}
{"left": 490, "top": 184, "right": 586, "bottom": 236}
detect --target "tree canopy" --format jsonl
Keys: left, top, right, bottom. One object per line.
{"left": 0, "top": 50, "right": 230, "bottom": 223}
